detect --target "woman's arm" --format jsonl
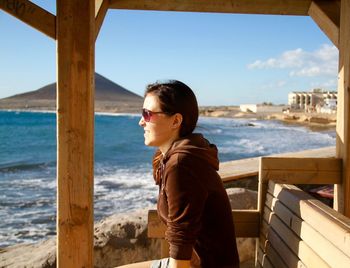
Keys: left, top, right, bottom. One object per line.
{"left": 169, "top": 258, "right": 191, "bottom": 268}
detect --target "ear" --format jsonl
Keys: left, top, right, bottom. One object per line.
{"left": 172, "top": 113, "right": 183, "bottom": 129}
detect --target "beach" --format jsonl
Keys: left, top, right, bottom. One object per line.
{"left": 199, "top": 105, "right": 337, "bottom": 130}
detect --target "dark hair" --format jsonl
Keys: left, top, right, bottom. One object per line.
{"left": 145, "top": 80, "right": 199, "bottom": 137}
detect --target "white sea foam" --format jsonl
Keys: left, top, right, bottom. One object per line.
{"left": 95, "top": 112, "right": 139, "bottom": 117}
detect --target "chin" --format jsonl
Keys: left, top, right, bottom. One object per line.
{"left": 144, "top": 138, "right": 153, "bottom": 147}
{"left": 145, "top": 140, "right": 159, "bottom": 148}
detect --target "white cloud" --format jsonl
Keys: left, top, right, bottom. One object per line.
{"left": 247, "top": 44, "right": 338, "bottom": 78}
{"left": 310, "top": 78, "right": 338, "bottom": 90}
{"left": 261, "top": 80, "right": 287, "bottom": 90}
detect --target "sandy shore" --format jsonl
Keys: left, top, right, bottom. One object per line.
{"left": 199, "top": 106, "right": 336, "bottom": 130}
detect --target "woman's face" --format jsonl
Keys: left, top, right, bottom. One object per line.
{"left": 139, "top": 94, "right": 180, "bottom": 153}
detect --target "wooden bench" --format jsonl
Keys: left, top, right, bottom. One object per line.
{"left": 148, "top": 155, "right": 350, "bottom": 267}
{"left": 257, "top": 156, "right": 350, "bottom": 268}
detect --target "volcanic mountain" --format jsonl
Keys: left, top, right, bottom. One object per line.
{"left": 0, "top": 73, "right": 143, "bottom": 113}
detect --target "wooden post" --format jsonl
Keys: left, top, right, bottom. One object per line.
{"left": 255, "top": 157, "right": 266, "bottom": 266}
{"left": 56, "top": 0, "right": 95, "bottom": 267}
{"left": 335, "top": 0, "right": 350, "bottom": 216}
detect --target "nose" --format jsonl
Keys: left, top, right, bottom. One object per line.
{"left": 139, "top": 116, "right": 145, "bottom": 127}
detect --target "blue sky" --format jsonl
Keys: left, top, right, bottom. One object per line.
{"left": 0, "top": 1, "right": 338, "bottom": 106}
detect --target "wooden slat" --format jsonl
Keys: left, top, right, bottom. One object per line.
{"left": 160, "top": 239, "right": 170, "bottom": 258}
{"left": 233, "top": 210, "right": 260, "bottom": 237}
{"left": 257, "top": 246, "right": 273, "bottom": 268}
{"left": 219, "top": 157, "right": 259, "bottom": 182}
{"left": 56, "top": 0, "right": 95, "bottom": 267}
{"left": 260, "top": 157, "right": 342, "bottom": 184}
{"left": 219, "top": 146, "right": 335, "bottom": 183}
{"left": 263, "top": 202, "right": 330, "bottom": 268}
{"left": 261, "top": 218, "right": 306, "bottom": 268}
{"left": 109, "top": 0, "right": 313, "bottom": 15}
{"left": 148, "top": 209, "right": 166, "bottom": 238}
{"left": 267, "top": 183, "right": 350, "bottom": 266}
{"left": 148, "top": 209, "right": 260, "bottom": 238}
{"left": 268, "top": 182, "right": 350, "bottom": 249}
{"left": 335, "top": 0, "right": 350, "bottom": 217}
{"left": 95, "top": 0, "right": 109, "bottom": 40}
{"left": 0, "top": 0, "right": 55, "bottom": 39}
{"left": 259, "top": 230, "right": 288, "bottom": 268}
{"left": 257, "top": 158, "right": 268, "bottom": 228}
{"left": 308, "top": 0, "right": 340, "bottom": 48}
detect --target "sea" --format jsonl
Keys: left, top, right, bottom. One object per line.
{"left": 0, "top": 110, "right": 336, "bottom": 248}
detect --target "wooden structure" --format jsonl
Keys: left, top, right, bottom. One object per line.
{"left": 219, "top": 146, "right": 335, "bottom": 183}
{"left": 1, "top": 0, "right": 349, "bottom": 267}
{"left": 149, "top": 154, "right": 350, "bottom": 267}
{"left": 257, "top": 158, "right": 349, "bottom": 267}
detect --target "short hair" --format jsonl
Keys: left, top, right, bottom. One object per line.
{"left": 145, "top": 80, "right": 199, "bottom": 137}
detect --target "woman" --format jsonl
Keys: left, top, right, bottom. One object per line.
{"left": 119, "top": 80, "right": 239, "bottom": 268}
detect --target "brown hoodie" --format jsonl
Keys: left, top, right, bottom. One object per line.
{"left": 153, "top": 133, "right": 240, "bottom": 268}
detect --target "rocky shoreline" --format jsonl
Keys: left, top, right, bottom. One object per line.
{"left": 199, "top": 106, "right": 337, "bottom": 130}
{"left": 0, "top": 188, "right": 257, "bottom": 268}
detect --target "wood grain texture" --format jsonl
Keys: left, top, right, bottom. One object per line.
{"left": 56, "top": 0, "right": 95, "bottom": 267}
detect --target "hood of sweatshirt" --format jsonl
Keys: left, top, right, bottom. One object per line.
{"left": 164, "top": 133, "right": 219, "bottom": 170}
{"left": 152, "top": 133, "right": 219, "bottom": 184}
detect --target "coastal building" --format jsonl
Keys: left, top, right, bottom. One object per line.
{"left": 239, "top": 104, "right": 284, "bottom": 113}
{"left": 288, "top": 89, "right": 337, "bottom": 113}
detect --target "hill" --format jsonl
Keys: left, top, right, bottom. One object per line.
{"left": 0, "top": 73, "right": 143, "bottom": 113}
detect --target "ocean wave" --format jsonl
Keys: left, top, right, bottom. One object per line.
{"left": 95, "top": 112, "right": 138, "bottom": 117}
{"left": 218, "top": 139, "right": 266, "bottom": 155}
{"left": 0, "top": 161, "right": 55, "bottom": 173}
{"left": 93, "top": 167, "right": 157, "bottom": 219}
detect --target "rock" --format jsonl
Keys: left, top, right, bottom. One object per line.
{"left": 309, "top": 116, "right": 331, "bottom": 124}
{"left": 93, "top": 208, "right": 160, "bottom": 267}
{"left": 0, "top": 189, "right": 258, "bottom": 267}
{"left": 0, "top": 208, "right": 160, "bottom": 268}
{"left": 283, "top": 114, "right": 299, "bottom": 120}
{"left": 226, "top": 188, "right": 257, "bottom": 210}
{"left": 0, "top": 238, "right": 56, "bottom": 268}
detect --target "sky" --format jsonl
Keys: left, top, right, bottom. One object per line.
{"left": 0, "top": 1, "right": 339, "bottom": 106}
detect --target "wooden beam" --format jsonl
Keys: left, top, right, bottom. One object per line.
{"left": 219, "top": 157, "right": 259, "bottom": 182}
{"left": 0, "top": 0, "right": 56, "bottom": 39}
{"left": 148, "top": 209, "right": 260, "bottom": 238}
{"left": 56, "top": 0, "right": 95, "bottom": 267}
{"left": 335, "top": 0, "right": 350, "bottom": 216}
{"left": 308, "top": 0, "right": 340, "bottom": 48}
{"left": 220, "top": 146, "right": 335, "bottom": 183}
{"left": 109, "top": 0, "right": 313, "bottom": 15}
{"left": 260, "top": 157, "right": 342, "bottom": 184}
{"left": 95, "top": 0, "right": 109, "bottom": 41}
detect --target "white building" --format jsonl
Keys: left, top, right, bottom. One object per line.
{"left": 239, "top": 104, "right": 284, "bottom": 113}
{"left": 288, "top": 89, "right": 337, "bottom": 112}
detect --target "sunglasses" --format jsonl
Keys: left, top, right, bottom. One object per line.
{"left": 142, "top": 108, "right": 173, "bottom": 122}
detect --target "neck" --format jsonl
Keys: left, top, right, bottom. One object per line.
{"left": 159, "top": 134, "right": 180, "bottom": 155}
